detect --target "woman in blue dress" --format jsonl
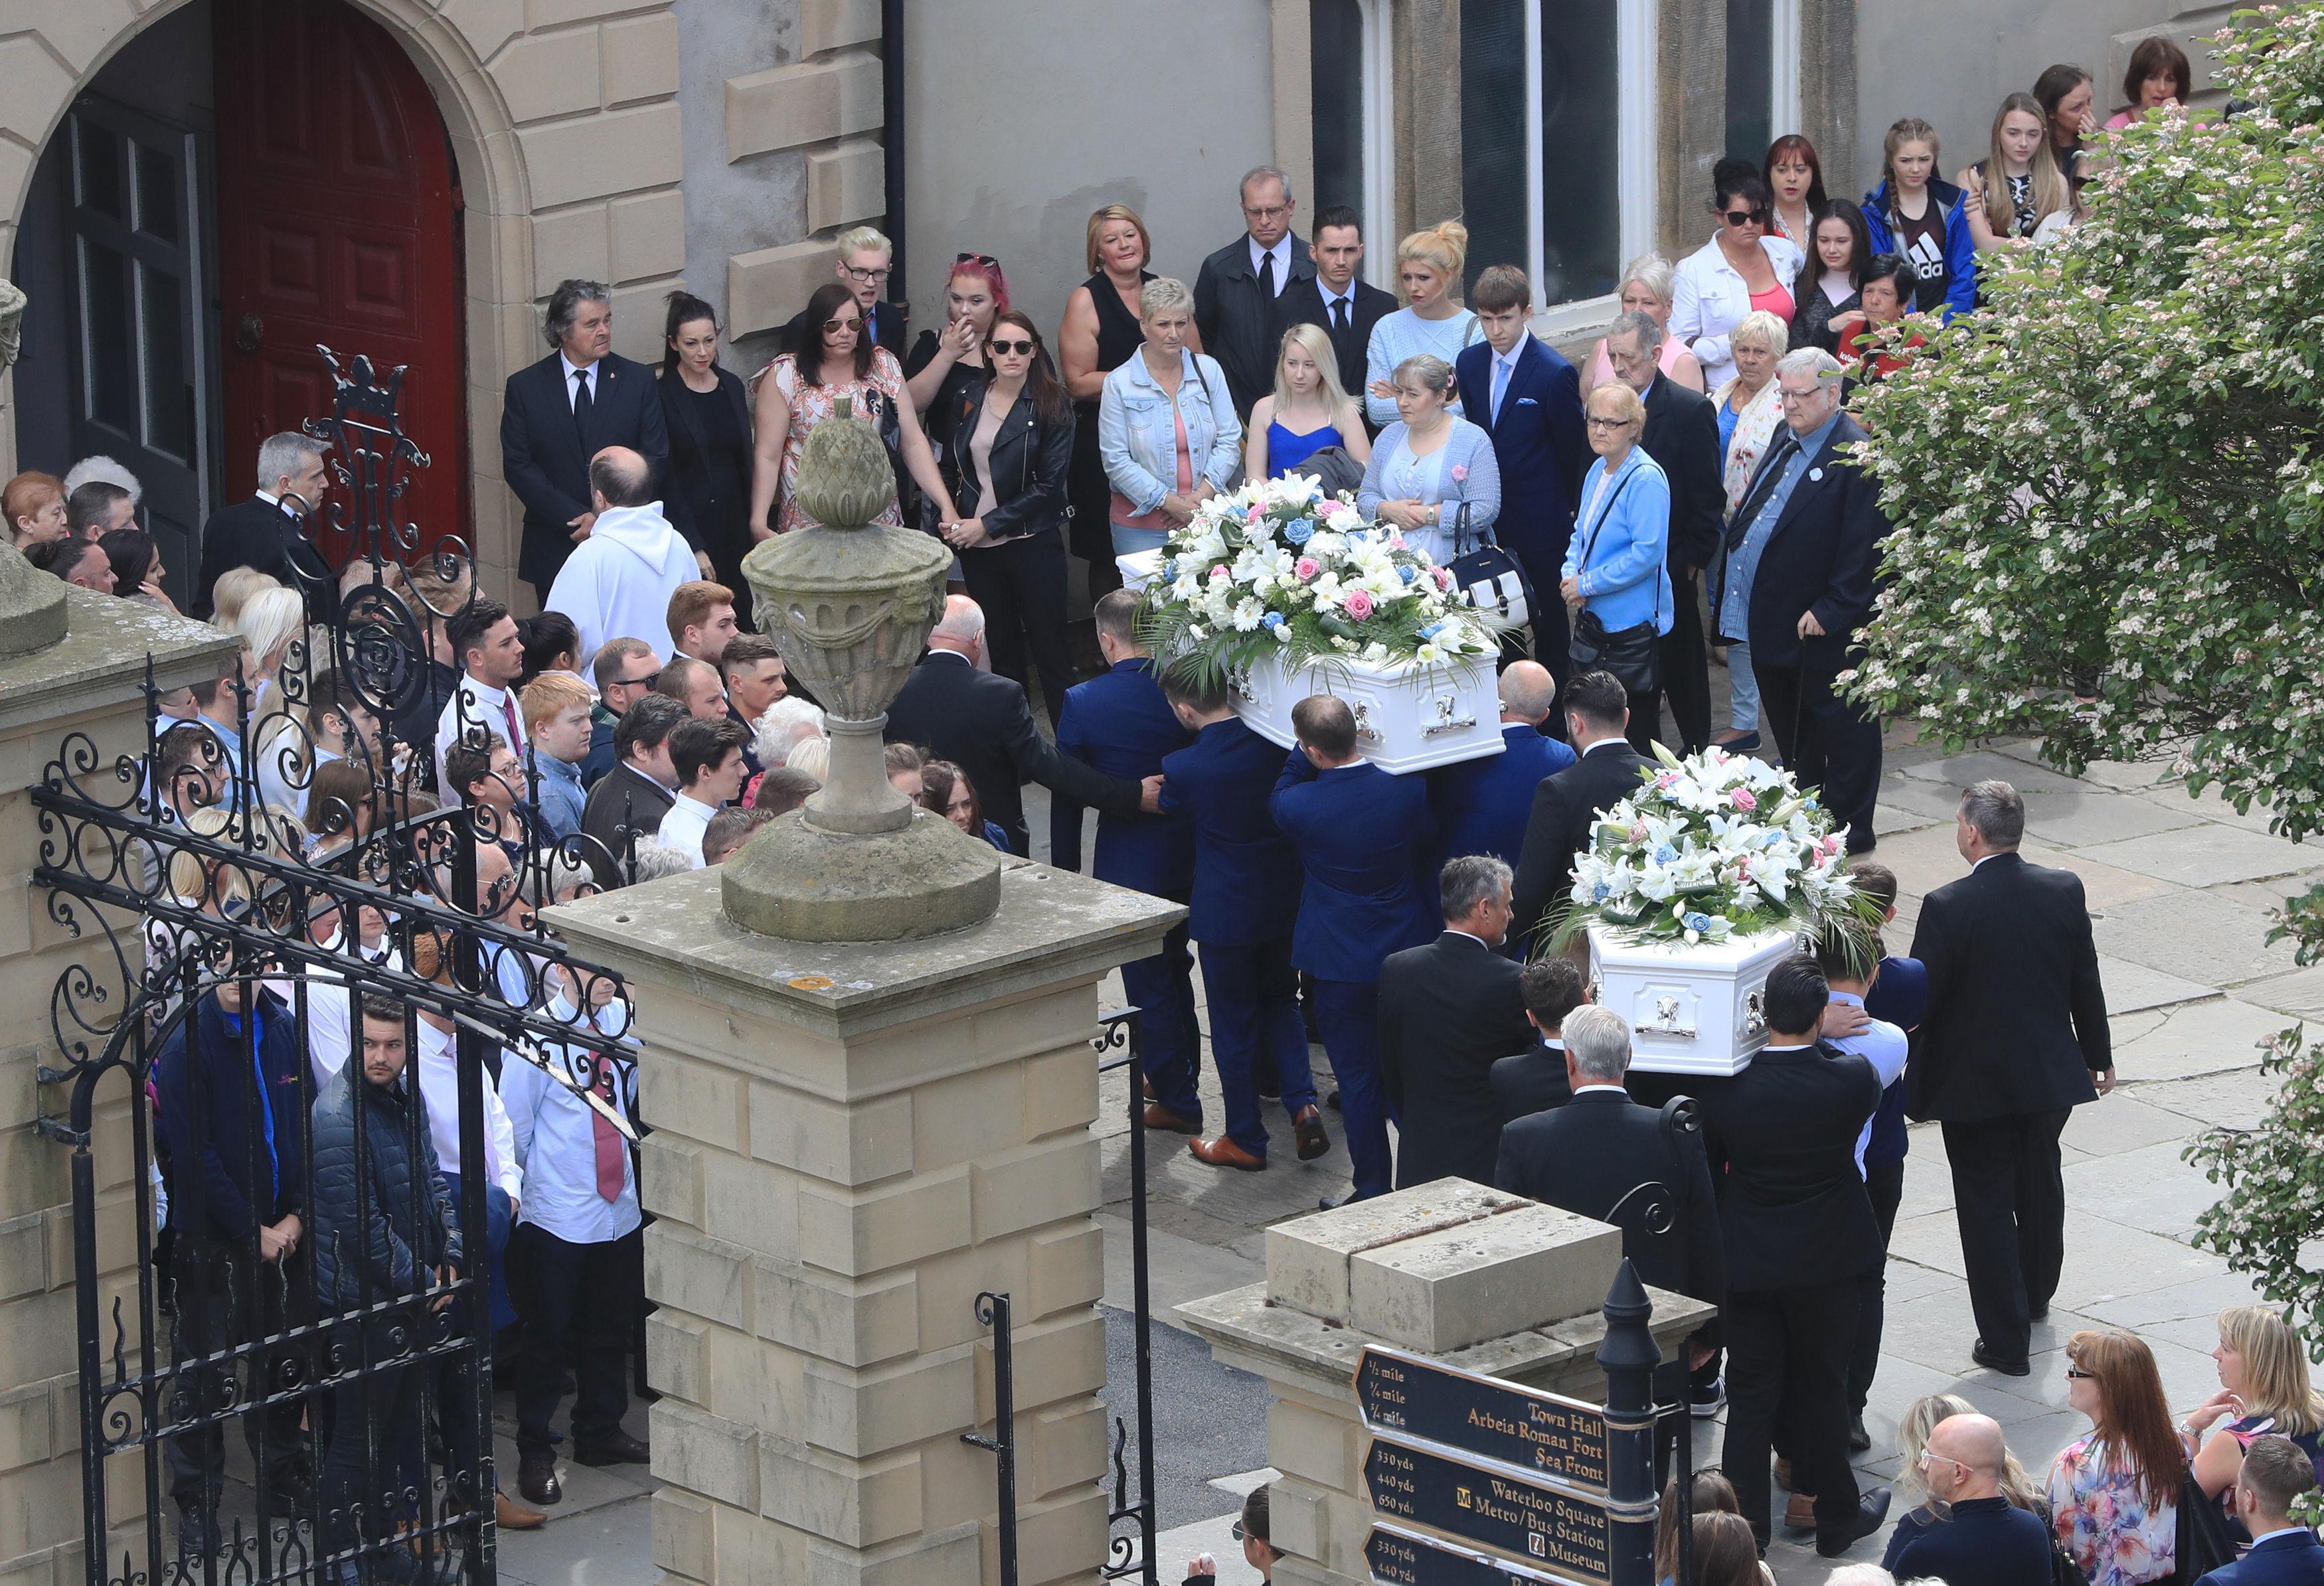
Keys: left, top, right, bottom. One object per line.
{"left": 1244, "top": 323, "right": 1370, "bottom": 481}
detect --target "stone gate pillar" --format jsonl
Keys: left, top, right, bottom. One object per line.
{"left": 546, "top": 862, "right": 1181, "bottom": 1586}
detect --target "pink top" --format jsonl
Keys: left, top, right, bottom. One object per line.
{"left": 1111, "top": 407, "right": 1194, "bottom": 531}
{"left": 1748, "top": 282, "right": 1796, "bottom": 322}
{"left": 1590, "top": 335, "right": 1690, "bottom": 386}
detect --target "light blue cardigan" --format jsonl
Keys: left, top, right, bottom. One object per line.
{"left": 1563, "top": 445, "right": 1674, "bottom": 635}
{"left": 1355, "top": 417, "right": 1500, "bottom": 568}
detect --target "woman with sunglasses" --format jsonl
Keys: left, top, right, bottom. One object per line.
{"left": 748, "top": 280, "right": 958, "bottom": 536}
{"left": 2050, "top": 1328, "right": 2194, "bottom": 1585}
{"left": 932, "top": 311, "right": 1077, "bottom": 725}
{"left": 1671, "top": 159, "right": 1804, "bottom": 393}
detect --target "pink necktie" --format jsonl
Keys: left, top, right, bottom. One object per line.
{"left": 589, "top": 1059, "right": 623, "bottom": 1202}
{"left": 502, "top": 691, "right": 522, "bottom": 748}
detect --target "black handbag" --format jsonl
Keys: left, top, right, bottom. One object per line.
{"left": 1566, "top": 467, "right": 1661, "bottom": 693}
{"left": 2168, "top": 1468, "right": 2238, "bottom": 1585}
{"left": 1447, "top": 498, "right": 1535, "bottom": 630}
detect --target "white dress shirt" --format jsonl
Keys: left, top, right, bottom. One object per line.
{"left": 497, "top": 996, "right": 641, "bottom": 1244}
{"left": 282, "top": 931, "right": 403, "bottom": 1085}
{"left": 414, "top": 1017, "right": 523, "bottom": 1204}
{"left": 657, "top": 792, "right": 717, "bottom": 868}
{"left": 1248, "top": 236, "right": 1291, "bottom": 295}
{"left": 435, "top": 674, "right": 527, "bottom": 795}
{"left": 1317, "top": 281, "right": 1357, "bottom": 328}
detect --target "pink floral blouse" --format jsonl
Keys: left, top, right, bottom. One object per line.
{"left": 759, "top": 347, "right": 907, "bottom": 532}
{"left": 2046, "top": 1431, "right": 2195, "bottom": 1586}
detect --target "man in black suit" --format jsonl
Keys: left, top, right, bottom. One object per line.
{"left": 1693, "top": 955, "right": 1890, "bottom": 1557}
{"left": 1276, "top": 206, "right": 1395, "bottom": 427}
{"left": 580, "top": 694, "right": 684, "bottom": 888}
{"left": 1378, "top": 857, "right": 1536, "bottom": 1189}
{"left": 1511, "top": 671, "right": 1651, "bottom": 951}
{"left": 1606, "top": 311, "right": 1722, "bottom": 753}
{"left": 501, "top": 278, "right": 671, "bottom": 603}
{"left": 1716, "top": 348, "right": 1889, "bottom": 851}
{"left": 1908, "top": 779, "right": 2112, "bottom": 1375}
{"left": 883, "top": 595, "right": 1155, "bottom": 856}
{"left": 193, "top": 432, "right": 339, "bottom": 621}
{"left": 1490, "top": 956, "right": 1588, "bottom": 1125}
{"left": 777, "top": 227, "right": 908, "bottom": 361}
{"left": 1195, "top": 166, "right": 1315, "bottom": 419}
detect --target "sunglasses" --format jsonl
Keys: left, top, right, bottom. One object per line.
{"left": 1723, "top": 208, "right": 1770, "bottom": 226}
{"left": 823, "top": 317, "right": 862, "bottom": 333}
{"left": 956, "top": 252, "right": 999, "bottom": 268}
{"left": 1231, "top": 1521, "right": 1247, "bottom": 1544}
{"left": 988, "top": 338, "right": 1035, "bottom": 356}
{"left": 2065, "top": 1366, "right": 2096, "bottom": 1380}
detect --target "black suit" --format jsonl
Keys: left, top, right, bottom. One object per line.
{"left": 500, "top": 351, "right": 671, "bottom": 593}
{"left": 1693, "top": 1042, "right": 1882, "bottom": 1551}
{"left": 580, "top": 763, "right": 676, "bottom": 890}
{"left": 1194, "top": 234, "right": 1315, "bottom": 418}
{"left": 1489, "top": 1040, "right": 1572, "bottom": 1127}
{"left": 779, "top": 297, "right": 907, "bottom": 362}
{"left": 1639, "top": 375, "right": 1723, "bottom": 753}
{"left": 1718, "top": 412, "right": 1888, "bottom": 850}
{"left": 882, "top": 652, "right": 1142, "bottom": 856}
{"left": 1510, "top": 741, "right": 1651, "bottom": 949}
{"left": 1908, "top": 852, "right": 2110, "bottom": 1363}
{"left": 1378, "top": 932, "right": 1536, "bottom": 1189}
{"left": 193, "top": 496, "right": 339, "bottom": 623}
{"left": 1278, "top": 276, "right": 1396, "bottom": 428}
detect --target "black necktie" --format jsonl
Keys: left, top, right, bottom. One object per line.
{"left": 572, "top": 366, "right": 594, "bottom": 435}
{"left": 1332, "top": 297, "right": 1349, "bottom": 334}
{"left": 1258, "top": 250, "right": 1275, "bottom": 299}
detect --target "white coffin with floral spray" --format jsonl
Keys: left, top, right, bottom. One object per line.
{"left": 1553, "top": 745, "right": 1880, "bottom": 1075}
{"left": 1125, "top": 474, "right": 1506, "bottom": 771}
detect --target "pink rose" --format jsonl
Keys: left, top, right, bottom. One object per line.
{"left": 1432, "top": 566, "right": 1453, "bottom": 590}
{"left": 1345, "top": 590, "right": 1376, "bottom": 620}
{"left": 1730, "top": 788, "right": 1758, "bottom": 811}
{"left": 1210, "top": 565, "right": 1230, "bottom": 581}
{"left": 1628, "top": 823, "right": 1649, "bottom": 844}
{"left": 1295, "top": 557, "right": 1321, "bottom": 580}
{"left": 1451, "top": 465, "right": 1469, "bottom": 483}
{"left": 1823, "top": 833, "right": 1845, "bottom": 856}
{"left": 1246, "top": 505, "right": 1268, "bottom": 524}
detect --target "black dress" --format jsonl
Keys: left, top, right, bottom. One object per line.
{"left": 657, "top": 368, "right": 756, "bottom": 627}
{"left": 1066, "top": 270, "right": 1153, "bottom": 592}
{"left": 1795, "top": 279, "right": 1863, "bottom": 356}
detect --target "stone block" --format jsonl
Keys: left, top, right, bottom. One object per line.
{"left": 611, "top": 280, "right": 677, "bottom": 362}
{"left": 608, "top": 189, "right": 688, "bottom": 283}
{"left": 1018, "top": 1396, "right": 1107, "bottom": 1502}
{"left": 801, "top": 0, "right": 880, "bottom": 56}
{"left": 705, "top": 1318, "right": 802, "bottom": 1432}
{"left": 529, "top": 204, "right": 611, "bottom": 300}
{"left": 0, "top": 40, "right": 76, "bottom": 149}
{"left": 797, "top": 1164, "right": 970, "bottom": 1279}
{"left": 807, "top": 141, "right": 884, "bottom": 234}
{"left": 0, "top": 1378, "right": 54, "bottom": 1470}
{"left": 490, "top": 27, "right": 602, "bottom": 123}
{"left": 645, "top": 1222, "right": 755, "bottom": 1332}
{"left": 724, "top": 55, "right": 883, "bottom": 163}
{"left": 645, "top": 1310, "right": 709, "bottom": 1407}
{"left": 641, "top": 1133, "right": 704, "bottom": 1228}
{"left": 1269, "top": 1395, "right": 1359, "bottom": 1492}
{"left": 0, "top": 1212, "right": 45, "bottom": 1302}
{"left": 1005, "top": 1484, "right": 1108, "bottom": 1586}
{"left": 1266, "top": 1181, "right": 1525, "bottom": 1326}
{"left": 526, "top": 0, "right": 661, "bottom": 27}
{"left": 517, "top": 100, "right": 685, "bottom": 210}
{"left": 46, "top": 1190, "right": 137, "bottom": 1289}
{"left": 0, "top": 1291, "right": 75, "bottom": 1388}
{"left": 975, "top": 987, "right": 1100, "bottom": 1067}
{"left": 759, "top": 1438, "right": 922, "bottom": 1547}
{"left": 651, "top": 1397, "right": 760, "bottom": 1511}
{"left": 730, "top": 240, "right": 838, "bottom": 342}
{"left": 652, "top": 1485, "right": 714, "bottom": 1582}
{"left": 711, "top": 1500, "right": 811, "bottom": 1586}
{"left": 912, "top": 1239, "right": 1031, "bottom": 1354}
{"left": 811, "top": 1522, "right": 982, "bottom": 1586}
{"left": 971, "top": 1135, "right": 1099, "bottom": 1243}
{"left": 0, "top": 1451, "right": 76, "bottom": 1559}
{"left": 1021, "top": 1045, "right": 1098, "bottom": 1141}
{"left": 701, "top": 1149, "right": 799, "bottom": 1260}
{"left": 977, "top": 1310, "right": 1103, "bottom": 1421}
{"left": 752, "top": 1081, "right": 912, "bottom": 1186}
{"left": 445, "top": 0, "right": 525, "bottom": 62}
{"left": 908, "top": 1062, "right": 1025, "bottom": 1175}
{"left": 601, "top": 12, "right": 680, "bottom": 106}
{"left": 799, "top": 1346, "right": 977, "bottom": 1460}
{"left": 754, "top": 1255, "right": 920, "bottom": 1368}
{"left": 915, "top": 1431, "right": 991, "bottom": 1531}
{"left": 641, "top": 1049, "right": 750, "bottom": 1155}
{"left": 1348, "top": 1202, "right": 1621, "bottom": 1352}
{"left": 1023, "top": 1221, "right": 1102, "bottom": 1322}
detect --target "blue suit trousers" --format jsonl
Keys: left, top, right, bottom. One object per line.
{"left": 1199, "top": 938, "right": 1317, "bottom": 1157}
{"left": 1313, "top": 977, "right": 1392, "bottom": 1198}
{"left": 1123, "top": 922, "right": 1203, "bottom": 1117}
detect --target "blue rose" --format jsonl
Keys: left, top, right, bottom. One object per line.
{"left": 1283, "top": 520, "right": 1315, "bottom": 546}
{"left": 1651, "top": 842, "right": 1679, "bottom": 866}
{"left": 1593, "top": 882, "right": 1612, "bottom": 902}
{"left": 1163, "top": 558, "right": 1177, "bottom": 581}
{"left": 1682, "top": 912, "right": 1714, "bottom": 933}
{"left": 1398, "top": 564, "right": 1418, "bottom": 584}
{"left": 1260, "top": 611, "right": 1286, "bottom": 629}
{"left": 1420, "top": 622, "right": 1446, "bottom": 640}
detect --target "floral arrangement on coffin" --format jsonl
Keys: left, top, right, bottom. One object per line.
{"left": 1133, "top": 472, "right": 1497, "bottom": 683}
{"left": 1554, "top": 744, "right": 1883, "bottom": 954}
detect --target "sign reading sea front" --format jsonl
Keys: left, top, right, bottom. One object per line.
{"left": 1361, "top": 1437, "right": 1613, "bottom": 1586}
{"left": 1354, "top": 1346, "right": 1610, "bottom": 1494}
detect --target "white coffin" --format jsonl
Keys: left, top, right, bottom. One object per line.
{"left": 1233, "top": 649, "right": 1502, "bottom": 772}
{"left": 1589, "top": 924, "right": 1801, "bottom": 1076}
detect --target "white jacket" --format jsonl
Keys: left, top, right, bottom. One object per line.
{"left": 1670, "top": 233, "right": 1805, "bottom": 393}
{"left": 542, "top": 501, "right": 695, "bottom": 665}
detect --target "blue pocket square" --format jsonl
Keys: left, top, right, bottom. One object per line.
{"left": 1516, "top": 396, "right": 1538, "bottom": 406}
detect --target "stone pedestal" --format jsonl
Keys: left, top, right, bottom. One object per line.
{"left": 1178, "top": 1182, "right": 1718, "bottom": 1586}
{"left": 544, "top": 860, "right": 1183, "bottom": 1586}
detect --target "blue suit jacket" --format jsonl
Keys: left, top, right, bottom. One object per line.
{"left": 2198, "top": 1530, "right": 2324, "bottom": 1586}
{"left": 1455, "top": 337, "right": 1586, "bottom": 562}
{"left": 1158, "top": 717, "right": 1302, "bottom": 945}
{"left": 1051, "top": 659, "right": 1193, "bottom": 898}
{"left": 1432, "top": 722, "right": 1579, "bottom": 873}
{"left": 1271, "top": 750, "right": 1438, "bottom": 982}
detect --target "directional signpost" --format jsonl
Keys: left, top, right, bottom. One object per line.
{"left": 1364, "top": 1520, "right": 1576, "bottom": 1585}
{"left": 1363, "top": 1435, "right": 1612, "bottom": 1583}
{"left": 1354, "top": 1348, "right": 1611, "bottom": 1494}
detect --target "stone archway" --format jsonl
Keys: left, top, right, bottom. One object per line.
{"left": 0, "top": 0, "right": 684, "bottom": 595}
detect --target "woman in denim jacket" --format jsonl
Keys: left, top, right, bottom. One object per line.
{"left": 1354, "top": 353, "right": 1499, "bottom": 569}
{"left": 1098, "top": 277, "right": 1242, "bottom": 560}
{"left": 1562, "top": 380, "right": 1673, "bottom": 751}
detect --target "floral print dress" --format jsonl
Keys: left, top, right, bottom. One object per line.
{"left": 2047, "top": 1431, "right": 2194, "bottom": 1585}
{"left": 760, "top": 347, "right": 908, "bottom": 532}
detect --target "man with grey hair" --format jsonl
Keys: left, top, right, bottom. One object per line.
{"left": 1432, "top": 659, "right": 1576, "bottom": 892}
{"left": 193, "top": 430, "right": 335, "bottom": 621}
{"left": 1195, "top": 165, "right": 1315, "bottom": 418}
{"left": 501, "top": 277, "right": 670, "bottom": 601}
{"left": 1907, "top": 778, "right": 2111, "bottom": 1376}
{"left": 1712, "top": 344, "right": 1888, "bottom": 852}
{"left": 1378, "top": 855, "right": 1535, "bottom": 1189}
{"left": 1606, "top": 307, "right": 1723, "bottom": 753}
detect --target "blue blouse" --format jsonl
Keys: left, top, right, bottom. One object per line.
{"left": 1268, "top": 421, "right": 1344, "bottom": 478}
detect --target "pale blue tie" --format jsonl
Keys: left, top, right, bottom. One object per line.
{"left": 1491, "top": 355, "right": 1513, "bottom": 426}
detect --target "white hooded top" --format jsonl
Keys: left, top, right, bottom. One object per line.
{"left": 542, "top": 501, "right": 695, "bottom": 665}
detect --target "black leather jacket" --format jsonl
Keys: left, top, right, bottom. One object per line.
{"left": 942, "top": 378, "right": 1076, "bottom": 540}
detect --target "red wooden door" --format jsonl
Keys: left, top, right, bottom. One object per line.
{"left": 213, "top": 0, "right": 468, "bottom": 566}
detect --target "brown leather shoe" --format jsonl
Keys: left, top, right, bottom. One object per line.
{"left": 1784, "top": 1492, "right": 1818, "bottom": 1530}
{"left": 1141, "top": 1103, "right": 1200, "bottom": 1133}
{"left": 1293, "top": 1105, "right": 1332, "bottom": 1161}
{"left": 495, "top": 1492, "right": 546, "bottom": 1531}
{"left": 1189, "top": 1136, "right": 1266, "bottom": 1171}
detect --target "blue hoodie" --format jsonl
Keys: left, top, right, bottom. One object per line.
{"left": 155, "top": 988, "right": 309, "bottom": 1241}
{"left": 1860, "top": 177, "right": 1978, "bottom": 323}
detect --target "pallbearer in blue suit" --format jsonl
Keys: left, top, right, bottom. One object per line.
{"left": 1051, "top": 594, "right": 1203, "bottom": 1132}
{"left": 1270, "top": 694, "right": 1437, "bottom": 1205}
{"left": 1430, "top": 659, "right": 1578, "bottom": 932}
{"left": 1157, "top": 667, "right": 1332, "bottom": 1172}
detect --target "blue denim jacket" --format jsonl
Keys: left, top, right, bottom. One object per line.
{"left": 531, "top": 752, "right": 587, "bottom": 840}
{"left": 1564, "top": 445, "right": 1675, "bottom": 635}
{"left": 1098, "top": 349, "right": 1243, "bottom": 518}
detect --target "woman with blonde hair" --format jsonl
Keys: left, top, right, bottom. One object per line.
{"left": 1959, "top": 92, "right": 2073, "bottom": 251}
{"left": 1578, "top": 253, "right": 1706, "bottom": 401}
{"left": 1060, "top": 204, "right": 1182, "bottom": 603}
{"left": 1246, "top": 323, "right": 1369, "bottom": 481}
{"left": 1361, "top": 221, "right": 1479, "bottom": 428}
{"left": 1710, "top": 309, "right": 1789, "bottom": 750}
{"left": 2186, "top": 1305, "right": 2324, "bottom": 1518}
{"left": 208, "top": 566, "right": 284, "bottom": 631}
{"left": 2049, "top": 1328, "right": 2193, "bottom": 1585}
